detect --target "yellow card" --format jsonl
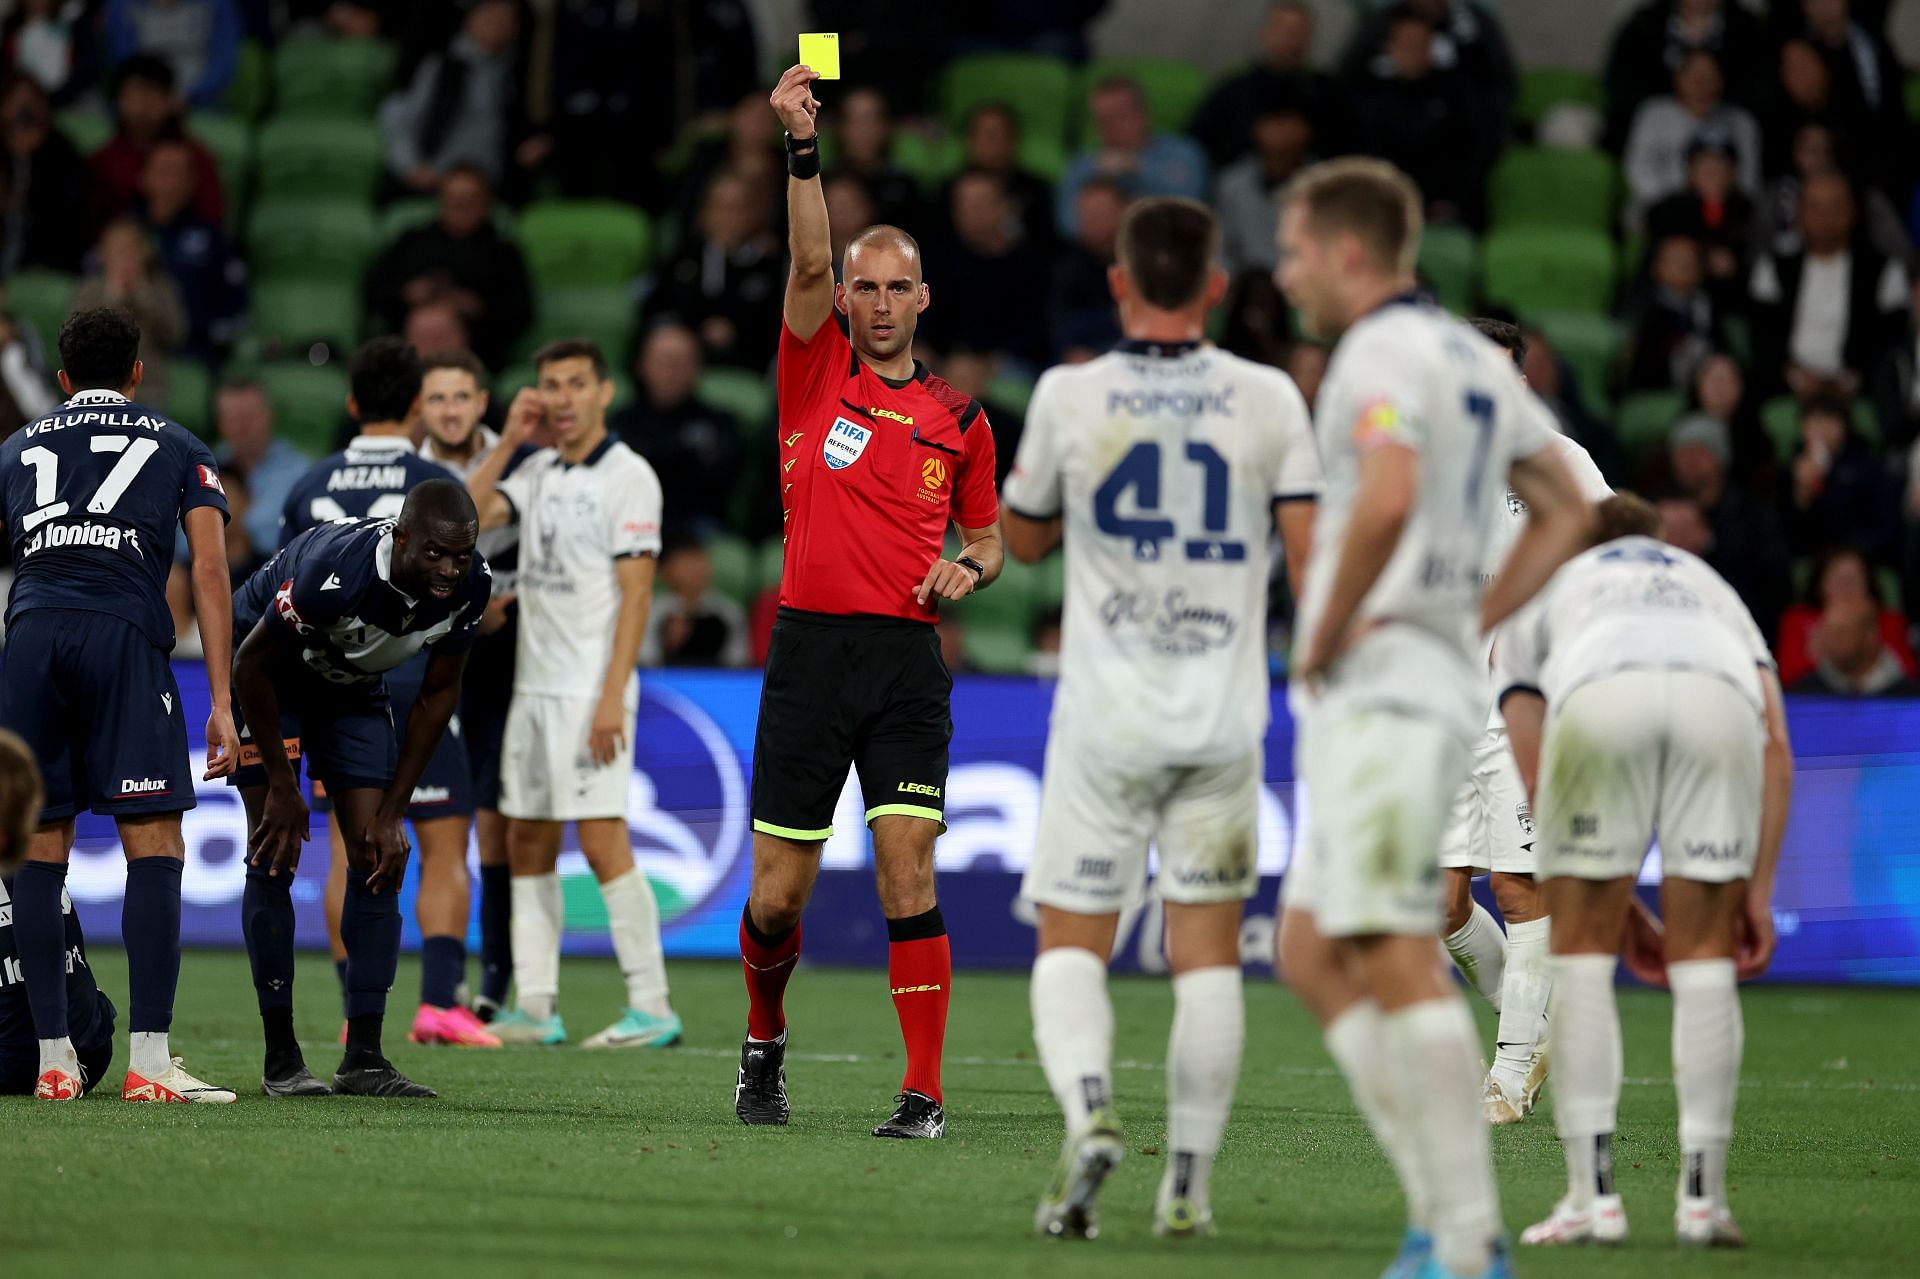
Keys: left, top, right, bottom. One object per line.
{"left": 798, "top": 32, "right": 840, "bottom": 80}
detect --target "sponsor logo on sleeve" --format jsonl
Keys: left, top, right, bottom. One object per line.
{"left": 197, "top": 464, "right": 225, "bottom": 494}
{"left": 273, "top": 579, "right": 312, "bottom": 635}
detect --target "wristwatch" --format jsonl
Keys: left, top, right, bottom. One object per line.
{"left": 956, "top": 556, "right": 986, "bottom": 586}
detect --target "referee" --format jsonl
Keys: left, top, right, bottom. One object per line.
{"left": 734, "top": 64, "right": 1004, "bottom": 1140}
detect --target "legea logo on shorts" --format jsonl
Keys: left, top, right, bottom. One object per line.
{"left": 823, "top": 417, "right": 872, "bottom": 470}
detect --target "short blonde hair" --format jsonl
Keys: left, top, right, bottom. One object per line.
{"left": 0, "top": 729, "right": 44, "bottom": 870}
{"left": 1281, "top": 157, "right": 1424, "bottom": 276}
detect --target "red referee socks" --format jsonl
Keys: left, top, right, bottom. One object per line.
{"left": 740, "top": 906, "right": 802, "bottom": 1041}
{"left": 887, "top": 907, "right": 951, "bottom": 1103}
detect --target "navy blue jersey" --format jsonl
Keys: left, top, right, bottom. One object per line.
{"left": 1, "top": 389, "right": 230, "bottom": 649}
{"left": 279, "top": 435, "right": 454, "bottom": 546}
{"left": 234, "top": 517, "right": 492, "bottom": 686}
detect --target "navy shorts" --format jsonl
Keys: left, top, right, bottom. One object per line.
{"left": 387, "top": 655, "right": 474, "bottom": 822}
{"left": 0, "top": 610, "right": 194, "bottom": 822}
{"left": 229, "top": 670, "right": 396, "bottom": 794}
{"left": 461, "top": 628, "right": 514, "bottom": 812}
{"left": 0, "top": 993, "right": 116, "bottom": 1095}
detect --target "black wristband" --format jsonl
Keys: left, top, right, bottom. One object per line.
{"left": 956, "top": 556, "right": 986, "bottom": 587}
{"left": 787, "top": 147, "right": 821, "bottom": 180}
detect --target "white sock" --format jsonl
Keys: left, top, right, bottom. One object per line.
{"left": 511, "top": 873, "right": 563, "bottom": 1022}
{"left": 1548, "top": 953, "right": 1623, "bottom": 1210}
{"left": 1385, "top": 998, "right": 1501, "bottom": 1276}
{"left": 1443, "top": 900, "right": 1507, "bottom": 1009}
{"left": 1670, "top": 957, "right": 1741, "bottom": 1206}
{"left": 1161, "top": 966, "right": 1243, "bottom": 1216}
{"left": 1325, "top": 1001, "right": 1431, "bottom": 1231}
{"left": 129, "top": 1030, "right": 172, "bottom": 1078}
{"left": 38, "top": 1035, "right": 77, "bottom": 1074}
{"left": 1030, "top": 946, "right": 1114, "bottom": 1134}
{"left": 601, "top": 869, "right": 672, "bottom": 1017}
{"left": 1492, "top": 915, "right": 1552, "bottom": 1080}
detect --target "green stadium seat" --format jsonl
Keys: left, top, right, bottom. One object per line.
{"left": 963, "top": 621, "right": 1031, "bottom": 675}
{"left": 1760, "top": 395, "right": 1882, "bottom": 460}
{"left": 1417, "top": 224, "right": 1478, "bottom": 314}
{"left": 1079, "top": 57, "right": 1212, "bottom": 137}
{"left": 249, "top": 280, "right": 363, "bottom": 356}
{"left": 1019, "top": 132, "right": 1070, "bottom": 184}
{"left": 755, "top": 538, "right": 785, "bottom": 592}
{"left": 377, "top": 197, "right": 516, "bottom": 244}
{"left": 519, "top": 200, "right": 651, "bottom": 288}
{"left": 1907, "top": 75, "right": 1920, "bottom": 123}
{"left": 225, "top": 39, "right": 272, "bottom": 120}
{"left": 697, "top": 367, "right": 775, "bottom": 434}
{"left": 520, "top": 286, "right": 637, "bottom": 365}
{"left": 940, "top": 53, "right": 1077, "bottom": 145}
{"left": 246, "top": 199, "right": 378, "bottom": 283}
{"left": 252, "top": 118, "right": 383, "bottom": 203}
{"left": 1481, "top": 227, "right": 1617, "bottom": 315}
{"left": 188, "top": 114, "right": 252, "bottom": 217}
{"left": 954, "top": 555, "right": 1034, "bottom": 632}
{"left": 55, "top": 109, "right": 111, "bottom": 156}
{"left": 1614, "top": 389, "right": 1686, "bottom": 461}
{"left": 252, "top": 362, "right": 349, "bottom": 458}
{"left": 1529, "top": 311, "right": 1622, "bottom": 407}
{"left": 892, "top": 131, "right": 963, "bottom": 190}
{"left": 985, "top": 371, "right": 1035, "bottom": 417}
{"left": 1030, "top": 553, "right": 1064, "bottom": 613}
{"left": 1517, "top": 68, "right": 1602, "bottom": 124}
{"left": 705, "top": 535, "right": 754, "bottom": 607}
{"left": 3, "top": 269, "right": 75, "bottom": 348}
{"left": 1488, "top": 148, "right": 1618, "bottom": 232}
{"left": 273, "top": 37, "right": 396, "bottom": 120}
{"left": 165, "top": 359, "right": 214, "bottom": 435}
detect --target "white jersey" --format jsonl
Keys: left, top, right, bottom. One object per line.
{"left": 1295, "top": 299, "right": 1558, "bottom": 734}
{"left": 422, "top": 427, "right": 522, "bottom": 591}
{"left": 1494, "top": 536, "right": 1775, "bottom": 716}
{"left": 499, "top": 435, "right": 663, "bottom": 698}
{"left": 1003, "top": 340, "right": 1322, "bottom": 764}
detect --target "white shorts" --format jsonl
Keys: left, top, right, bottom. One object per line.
{"left": 1437, "top": 729, "right": 1537, "bottom": 874}
{"left": 1284, "top": 699, "right": 1471, "bottom": 938}
{"left": 1020, "top": 732, "right": 1261, "bottom": 915}
{"left": 1537, "top": 669, "right": 1763, "bottom": 884}
{"left": 498, "top": 691, "right": 636, "bottom": 822}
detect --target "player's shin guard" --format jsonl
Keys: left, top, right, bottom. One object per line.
{"left": 602, "top": 869, "right": 671, "bottom": 1017}
{"left": 1030, "top": 946, "right": 1113, "bottom": 1133}
{"left": 340, "top": 874, "right": 401, "bottom": 1056}
{"left": 887, "top": 907, "right": 950, "bottom": 1102}
{"left": 1670, "top": 958, "right": 1741, "bottom": 1207}
{"left": 1493, "top": 916, "right": 1552, "bottom": 1080}
{"left": 1326, "top": 1000, "right": 1431, "bottom": 1231}
{"left": 1163, "top": 966, "right": 1244, "bottom": 1218}
{"left": 1547, "top": 954, "right": 1623, "bottom": 1209}
{"left": 1443, "top": 900, "right": 1507, "bottom": 1009}
{"left": 740, "top": 905, "right": 801, "bottom": 1040}
{"left": 1385, "top": 998, "right": 1502, "bottom": 1277}
{"left": 123, "top": 857, "right": 184, "bottom": 1034}
{"left": 510, "top": 873, "right": 563, "bottom": 1021}
{"left": 12, "top": 860, "right": 73, "bottom": 1041}
{"left": 478, "top": 862, "right": 513, "bottom": 1006}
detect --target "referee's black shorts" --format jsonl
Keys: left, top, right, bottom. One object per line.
{"left": 751, "top": 608, "right": 953, "bottom": 841}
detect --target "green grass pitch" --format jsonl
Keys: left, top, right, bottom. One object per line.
{"left": 1, "top": 949, "right": 1914, "bottom": 1278}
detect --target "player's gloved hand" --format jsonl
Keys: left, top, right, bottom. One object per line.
{"left": 589, "top": 693, "right": 626, "bottom": 766}
{"left": 769, "top": 64, "right": 821, "bottom": 136}
{"left": 1735, "top": 884, "right": 1777, "bottom": 981}
{"left": 915, "top": 558, "right": 977, "bottom": 606}
{"left": 362, "top": 814, "right": 412, "bottom": 894}
{"left": 247, "top": 781, "right": 310, "bottom": 877}
{"left": 1619, "top": 896, "right": 1668, "bottom": 988}
{"left": 203, "top": 704, "right": 240, "bottom": 780}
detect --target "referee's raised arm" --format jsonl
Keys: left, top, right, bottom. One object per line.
{"left": 771, "top": 65, "right": 832, "bottom": 339}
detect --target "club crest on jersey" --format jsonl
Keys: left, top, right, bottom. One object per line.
{"left": 824, "top": 416, "right": 872, "bottom": 470}
{"left": 920, "top": 457, "right": 947, "bottom": 490}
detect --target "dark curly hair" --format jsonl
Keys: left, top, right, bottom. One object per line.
{"left": 349, "top": 335, "right": 424, "bottom": 424}
{"left": 58, "top": 307, "right": 142, "bottom": 391}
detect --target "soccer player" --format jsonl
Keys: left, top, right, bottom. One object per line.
{"left": 1496, "top": 494, "right": 1792, "bottom": 1249}
{"left": 280, "top": 338, "right": 498, "bottom": 1049}
{"left": 1271, "top": 158, "right": 1592, "bottom": 1279}
{"left": 1438, "top": 318, "right": 1612, "bottom": 1125}
{"left": 0, "top": 307, "right": 238, "bottom": 1104}
{"left": 465, "top": 339, "right": 682, "bottom": 1050}
{"left": 735, "top": 66, "right": 1002, "bottom": 1139}
{"left": 1003, "top": 196, "right": 1321, "bottom": 1239}
{"left": 233, "top": 482, "right": 492, "bottom": 1097}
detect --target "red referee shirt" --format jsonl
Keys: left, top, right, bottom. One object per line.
{"left": 775, "top": 317, "right": 999, "bottom": 622}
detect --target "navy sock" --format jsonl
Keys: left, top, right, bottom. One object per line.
{"left": 420, "top": 935, "right": 465, "bottom": 1010}
{"left": 241, "top": 865, "right": 296, "bottom": 1016}
{"left": 335, "top": 958, "right": 349, "bottom": 1017}
{"left": 123, "top": 856, "right": 183, "bottom": 1034}
{"left": 340, "top": 873, "right": 400, "bottom": 1023}
{"left": 12, "top": 861, "right": 72, "bottom": 1039}
{"left": 478, "top": 863, "right": 512, "bottom": 1004}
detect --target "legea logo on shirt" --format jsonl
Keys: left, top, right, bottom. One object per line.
{"left": 823, "top": 416, "right": 872, "bottom": 470}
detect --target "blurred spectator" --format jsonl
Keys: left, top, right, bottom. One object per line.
{"left": 643, "top": 169, "right": 783, "bottom": 372}
{"left": 105, "top": 0, "right": 240, "bottom": 111}
{"left": 1602, "top": 0, "right": 1767, "bottom": 151}
{"left": 1750, "top": 171, "right": 1908, "bottom": 397}
{"left": 88, "top": 54, "right": 223, "bottom": 236}
{"left": 949, "top": 0, "right": 1105, "bottom": 63}
{"left": 809, "top": 0, "right": 950, "bottom": 116}
{"left": 1645, "top": 137, "right": 1753, "bottom": 299}
{"left": 1756, "top": 122, "right": 1909, "bottom": 262}
{"left": 1626, "top": 234, "right": 1722, "bottom": 392}
{"left": 132, "top": 136, "right": 243, "bottom": 361}
{"left": 1780, "top": 392, "right": 1898, "bottom": 560}
{"left": 1522, "top": 325, "right": 1630, "bottom": 484}
{"left": 364, "top": 166, "right": 532, "bottom": 371}
{"left": 609, "top": 323, "right": 743, "bottom": 540}
{"left": 1026, "top": 605, "right": 1062, "bottom": 679}
{"left": 1214, "top": 98, "right": 1316, "bottom": 278}
{"left": 1785, "top": 0, "right": 1905, "bottom": 181}
{"left": 1048, "top": 177, "right": 1125, "bottom": 359}
{"left": 379, "top": 0, "right": 523, "bottom": 193}
{"left": 212, "top": 378, "right": 308, "bottom": 559}
{"left": 70, "top": 219, "right": 185, "bottom": 407}
{"left": 0, "top": 306, "right": 56, "bottom": 436}
{"left": 674, "top": 92, "right": 784, "bottom": 234}
{"left": 1621, "top": 50, "right": 1760, "bottom": 218}
{"left": 403, "top": 298, "right": 471, "bottom": 358}
{"left": 1767, "top": 0, "right": 1890, "bottom": 34}
{"left": 1658, "top": 491, "right": 1715, "bottom": 556}
{"left": 937, "top": 613, "right": 969, "bottom": 673}
{"left": 1776, "top": 542, "right": 1915, "bottom": 686}
{"left": 1191, "top": 1, "right": 1346, "bottom": 166}
{"left": 3, "top": 1, "right": 101, "bottom": 107}
{"left": 1219, "top": 270, "right": 1292, "bottom": 369}
{"left": 1341, "top": 0, "right": 1515, "bottom": 153}
{"left": 1056, "top": 77, "right": 1206, "bottom": 240}
{"left": 1684, "top": 350, "right": 1770, "bottom": 485}
{"left": 825, "top": 87, "right": 921, "bottom": 229}
{"left": 1283, "top": 340, "right": 1329, "bottom": 412}
{"left": 281, "top": 3, "right": 393, "bottom": 39}
{"left": 1761, "top": 39, "right": 1848, "bottom": 176}
{"left": 1667, "top": 412, "right": 1792, "bottom": 637}
{"left": 1871, "top": 273, "right": 1920, "bottom": 451}
{"left": 1348, "top": 7, "right": 1488, "bottom": 226}
{"left": 935, "top": 348, "right": 1023, "bottom": 485}
{"left": 1791, "top": 593, "right": 1920, "bottom": 694}
{"left": 824, "top": 171, "right": 878, "bottom": 276}
{"left": 0, "top": 72, "right": 88, "bottom": 273}
{"left": 641, "top": 538, "right": 749, "bottom": 668}
{"left": 921, "top": 171, "right": 1049, "bottom": 367}
{"left": 942, "top": 103, "right": 1054, "bottom": 250}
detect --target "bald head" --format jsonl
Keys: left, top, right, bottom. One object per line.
{"left": 402, "top": 478, "right": 479, "bottom": 531}
{"left": 845, "top": 224, "right": 922, "bottom": 283}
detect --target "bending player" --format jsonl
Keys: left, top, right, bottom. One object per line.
{"left": 234, "top": 482, "right": 492, "bottom": 1097}
{"left": 1438, "top": 318, "right": 1611, "bottom": 1124}
{"left": 1497, "top": 494, "right": 1792, "bottom": 1249}
{"left": 1272, "top": 159, "right": 1591, "bottom": 1279}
